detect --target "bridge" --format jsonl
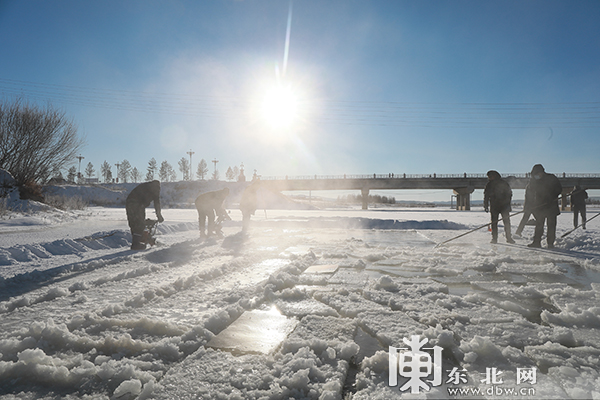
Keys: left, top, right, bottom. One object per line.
{"left": 259, "top": 173, "right": 600, "bottom": 210}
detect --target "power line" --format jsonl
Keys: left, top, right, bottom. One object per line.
{"left": 2, "top": 78, "right": 600, "bottom": 128}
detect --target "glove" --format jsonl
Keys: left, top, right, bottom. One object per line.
{"left": 484, "top": 207, "right": 489, "bottom": 213}
{"left": 158, "top": 215, "right": 164, "bottom": 223}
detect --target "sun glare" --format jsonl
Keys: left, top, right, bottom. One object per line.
{"left": 261, "top": 85, "right": 298, "bottom": 129}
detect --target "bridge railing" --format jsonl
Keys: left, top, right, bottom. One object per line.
{"left": 260, "top": 173, "right": 600, "bottom": 181}
{"left": 261, "top": 173, "right": 512, "bottom": 181}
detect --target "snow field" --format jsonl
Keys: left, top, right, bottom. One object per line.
{"left": 0, "top": 205, "right": 599, "bottom": 399}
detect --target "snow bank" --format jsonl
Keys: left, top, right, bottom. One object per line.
{"left": 42, "top": 181, "right": 313, "bottom": 210}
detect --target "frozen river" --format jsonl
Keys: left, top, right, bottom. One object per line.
{"left": 1, "top": 205, "right": 600, "bottom": 399}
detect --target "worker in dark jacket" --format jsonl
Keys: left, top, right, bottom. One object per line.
{"left": 195, "top": 188, "right": 229, "bottom": 237}
{"left": 126, "top": 180, "right": 164, "bottom": 250}
{"left": 528, "top": 164, "right": 562, "bottom": 248}
{"left": 571, "top": 185, "right": 588, "bottom": 229}
{"left": 484, "top": 170, "right": 515, "bottom": 244}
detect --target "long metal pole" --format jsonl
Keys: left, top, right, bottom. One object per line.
{"left": 435, "top": 210, "right": 524, "bottom": 248}
{"left": 436, "top": 194, "right": 568, "bottom": 248}
{"left": 561, "top": 211, "right": 600, "bottom": 238}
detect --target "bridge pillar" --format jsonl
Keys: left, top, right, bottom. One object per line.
{"left": 453, "top": 187, "right": 474, "bottom": 211}
{"left": 361, "top": 188, "right": 369, "bottom": 210}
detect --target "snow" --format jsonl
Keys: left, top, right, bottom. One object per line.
{"left": 1, "top": 183, "right": 600, "bottom": 399}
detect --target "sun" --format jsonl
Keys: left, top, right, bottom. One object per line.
{"left": 261, "top": 84, "right": 298, "bottom": 129}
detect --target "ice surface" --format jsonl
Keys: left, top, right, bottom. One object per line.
{"left": 207, "top": 307, "right": 299, "bottom": 355}
{"left": 1, "top": 188, "right": 600, "bottom": 399}
{"left": 303, "top": 264, "right": 339, "bottom": 274}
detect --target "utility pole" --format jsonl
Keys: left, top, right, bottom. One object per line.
{"left": 115, "top": 162, "right": 121, "bottom": 183}
{"left": 76, "top": 155, "right": 84, "bottom": 182}
{"left": 187, "top": 150, "right": 195, "bottom": 180}
{"left": 211, "top": 158, "right": 219, "bottom": 181}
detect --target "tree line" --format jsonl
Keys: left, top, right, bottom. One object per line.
{"left": 336, "top": 193, "right": 397, "bottom": 204}
{"left": 0, "top": 98, "right": 246, "bottom": 186}
{"left": 56, "top": 158, "right": 247, "bottom": 184}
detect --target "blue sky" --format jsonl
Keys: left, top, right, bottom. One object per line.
{"left": 1, "top": 0, "right": 599, "bottom": 183}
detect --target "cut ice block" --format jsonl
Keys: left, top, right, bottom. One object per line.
{"left": 279, "top": 245, "right": 312, "bottom": 257}
{"left": 207, "top": 307, "right": 298, "bottom": 355}
{"left": 304, "top": 264, "right": 339, "bottom": 274}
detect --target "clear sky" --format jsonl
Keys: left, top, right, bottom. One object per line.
{"left": 1, "top": 0, "right": 599, "bottom": 183}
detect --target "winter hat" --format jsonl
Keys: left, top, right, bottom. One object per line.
{"left": 486, "top": 170, "right": 501, "bottom": 179}
{"left": 531, "top": 164, "right": 545, "bottom": 175}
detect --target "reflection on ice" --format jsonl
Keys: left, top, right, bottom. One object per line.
{"left": 361, "top": 229, "right": 437, "bottom": 248}
{"left": 304, "top": 264, "right": 339, "bottom": 274}
{"left": 280, "top": 245, "right": 312, "bottom": 257}
{"left": 207, "top": 306, "right": 298, "bottom": 355}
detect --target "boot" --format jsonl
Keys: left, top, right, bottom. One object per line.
{"left": 131, "top": 233, "right": 146, "bottom": 250}
{"left": 506, "top": 232, "right": 515, "bottom": 244}
{"left": 505, "top": 219, "right": 515, "bottom": 244}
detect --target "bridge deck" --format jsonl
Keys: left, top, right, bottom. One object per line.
{"left": 258, "top": 173, "right": 600, "bottom": 210}
{"left": 260, "top": 173, "right": 600, "bottom": 192}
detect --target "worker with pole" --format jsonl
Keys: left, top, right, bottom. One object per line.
{"left": 527, "top": 164, "right": 562, "bottom": 249}
{"left": 483, "top": 170, "right": 515, "bottom": 244}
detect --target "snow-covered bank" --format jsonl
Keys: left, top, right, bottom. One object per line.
{"left": 42, "top": 181, "right": 315, "bottom": 210}
{"left": 1, "top": 202, "right": 600, "bottom": 399}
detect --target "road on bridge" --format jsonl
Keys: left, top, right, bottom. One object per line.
{"left": 259, "top": 173, "right": 600, "bottom": 210}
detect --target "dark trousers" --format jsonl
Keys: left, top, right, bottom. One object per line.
{"left": 515, "top": 210, "right": 531, "bottom": 236}
{"left": 491, "top": 207, "right": 512, "bottom": 241}
{"left": 126, "top": 200, "right": 145, "bottom": 235}
{"left": 573, "top": 205, "right": 586, "bottom": 228}
{"left": 533, "top": 213, "right": 557, "bottom": 246}
{"left": 197, "top": 207, "right": 215, "bottom": 235}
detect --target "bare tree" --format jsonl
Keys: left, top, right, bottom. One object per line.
{"left": 101, "top": 161, "right": 112, "bottom": 183}
{"left": 178, "top": 157, "right": 190, "bottom": 180}
{"left": 85, "top": 162, "right": 95, "bottom": 179}
{"left": 196, "top": 158, "right": 208, "bottom": 180}
{"left": 131, "top": 167, "right": 141, "bottom": 183}
{"left": 67, "top": 166, "right": 77, "bottom": 183}
{"left": 0, "top": 98, "right": 85, "bottom": 185}
{"left": 225, "top": 166, "right": 235, "bottom": 181}
{"left": 146, "top": 158, "right": 157, "bottom": 181}
{"left": 51, "top": 166, "right": 63, "bottom": 180}
{"left": 118, "top": 159, "right": 132, "bottom": 183}
{"left": 159, "top": 160, "right": 176, "bottom": 182}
